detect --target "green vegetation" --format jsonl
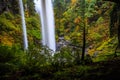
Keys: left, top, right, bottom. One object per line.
{"left": 0, "top": 0, "right": 120, "bottom": 80}
{"left": 0, "top": 44, "right": 120, "bottom": 80}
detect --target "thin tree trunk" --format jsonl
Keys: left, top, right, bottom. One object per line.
{"left": 81, "top": 0, "right": 86, "bottom": 61}
{"left": 81, "top": 25, "right": 86, "bottom": 60}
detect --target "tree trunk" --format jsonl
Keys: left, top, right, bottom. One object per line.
{"left": 104, "top": 0, "right": 120, "bottom": 45}
{"left": 117, "top": 5, "right": 120, "bottom": 47}
{"left": 81, "top": 25, "right": 86, "bottom": 60}
{"left": 81, "top": 0, "right": 86, "bottom": 61}
{"left": 109, "top": 4, "right": 118, "bottom": 37}
{"left": 110, "top": 3, "right": 120, "bottom": 47}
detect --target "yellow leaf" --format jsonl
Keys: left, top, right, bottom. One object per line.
{"left": 71, "top": 0, "right": 77, "bottom": 5}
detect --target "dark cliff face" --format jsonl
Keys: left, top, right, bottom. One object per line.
{"left": 0, "top": 0, "right": 35, "bottom": 15}
{"left": 0, "top": 0, "right": 19, "bottom": 14}
{"left": 0, "top": 0, "right": 7, "bottom": 13}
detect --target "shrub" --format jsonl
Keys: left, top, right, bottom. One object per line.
{"left": 0, "top": 45, "right": 15, "bottom": 63}
{"left": 26, "top": 16, "right": 40, "bottom": 29}
{"left": 0, "top": 18, "right": 17, "bottom": 31}
{"left": 0, "top": 12, "right": 14, "bottom": 20}
{"left": 52, "top": 47, "right": 75, "bottom": 67}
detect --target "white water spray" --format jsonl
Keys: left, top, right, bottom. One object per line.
{"left": 19, "top": 0, "right": 28, "bottom": 50}
{"left": 34, "top": 0, "right": 56, "bottom": 52}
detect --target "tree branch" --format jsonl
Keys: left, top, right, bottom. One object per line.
{"left": 103, "top": 0, "right": 120, "bottom": 3}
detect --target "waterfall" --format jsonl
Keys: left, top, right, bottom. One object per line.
{"left": 34, "top": 0, "right": 56, "bottom": 52}
{"left": 19, "top": 0, "right": 28, "bottom": 50}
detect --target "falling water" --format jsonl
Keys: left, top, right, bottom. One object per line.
{"left": 19, "top": 0, "right": 28, "bottom": 50}
{"left": 34, "top": 0, "right": 56, "bottom": 52}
